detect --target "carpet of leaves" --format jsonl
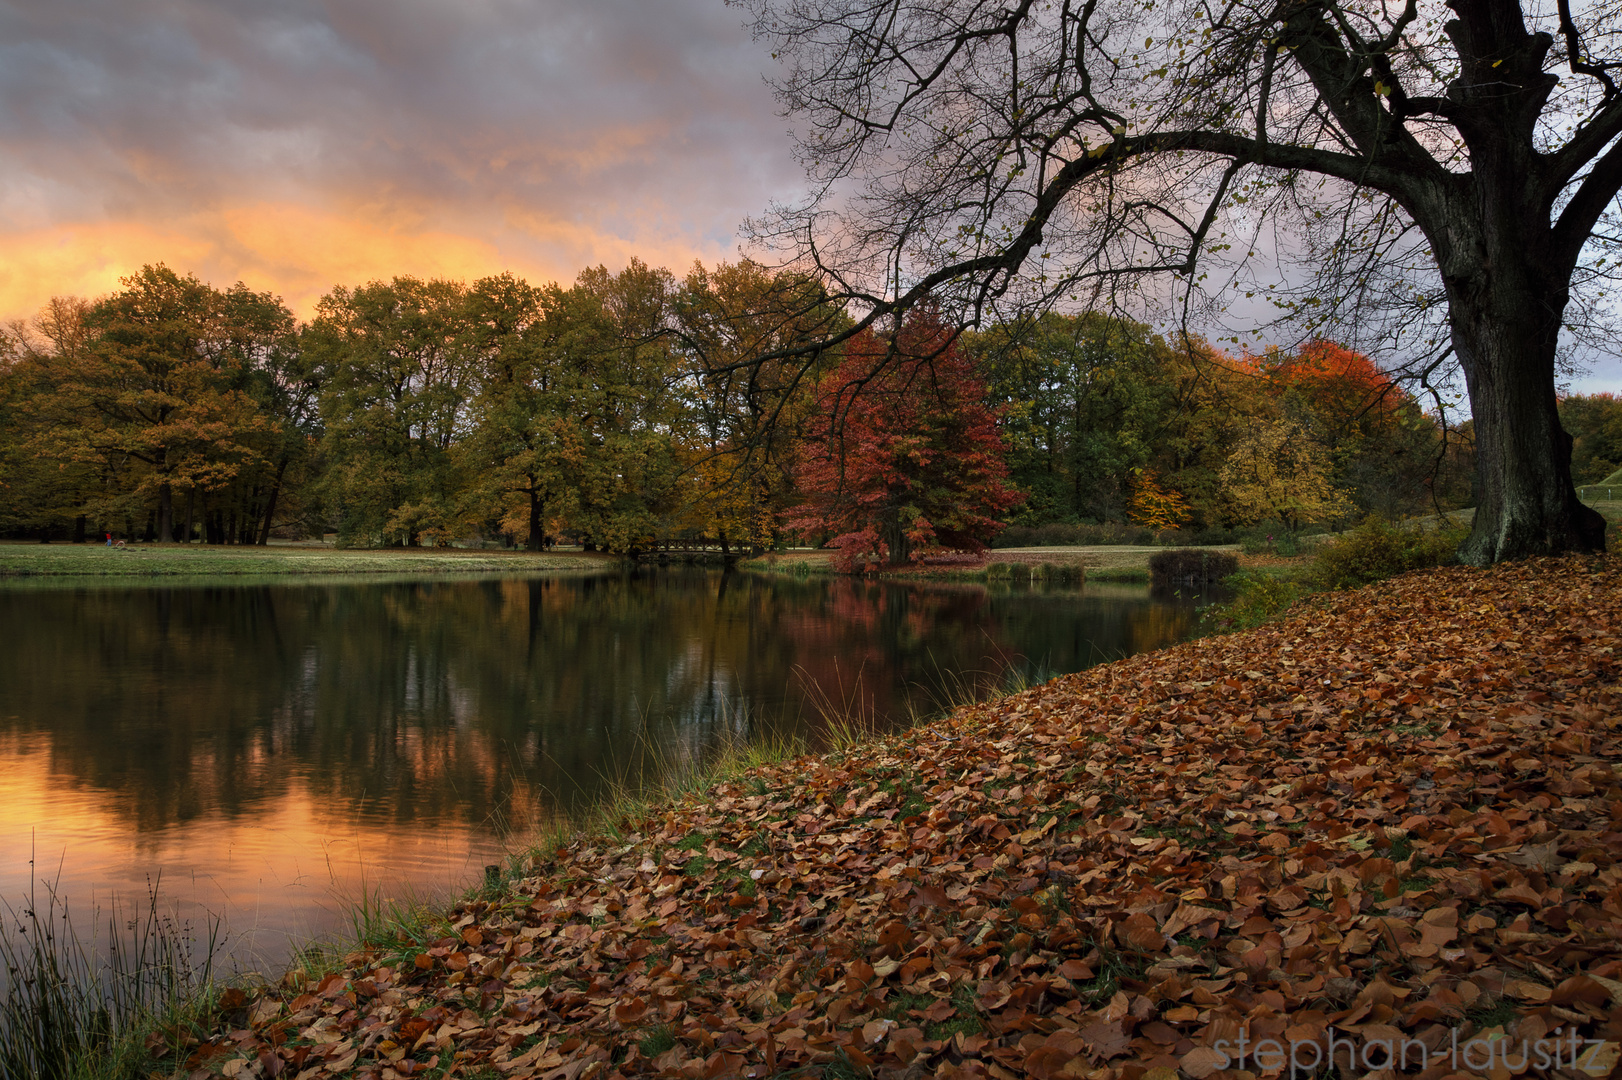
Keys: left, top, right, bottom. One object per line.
{"left": 178, "top": 557, "right": 1622, "bottom": 1080}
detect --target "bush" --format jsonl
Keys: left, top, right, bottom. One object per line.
{"left": 1201, "top": 571, "right": 1303, "bottom": 632}
{"left": 1149, "top": 548, "right": 1239, "bottom": 588}
{"left": 1192, "top": 525, "right": 1239, "bottom": 546}
{"left": 992, "top": 521, "right": 1157, "bottom": 548}
{"left": 1309, "top": 517, "right": 1464, "bottom": 590}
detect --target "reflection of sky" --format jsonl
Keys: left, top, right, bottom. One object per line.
{"left": 0, "top": 733, "right": 516, "bottom": 974}
{"left": 0, "top": 0, "right": 803, "bottom": 322}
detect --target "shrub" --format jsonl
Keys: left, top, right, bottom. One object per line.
{"left": 1309, "top": 517, "right": 1464, "bottom": 590}
{"left": 1192, "top": 525, "right": 1239, "bottom": 546}
{"left": 993, "top": 521, "right": 1157, "bottom": 548}
{"left": 1149, "top": 548, "right": 1239, "bottom": 588}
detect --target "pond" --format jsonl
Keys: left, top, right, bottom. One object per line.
{"left": 0, "top": 568, "right": 1201, "bottom": 973}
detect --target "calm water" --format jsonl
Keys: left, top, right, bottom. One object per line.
{"left": 0, "top": 568, "right": 1197, "bottom": 971}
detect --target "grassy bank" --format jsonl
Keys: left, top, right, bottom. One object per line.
{"left": 137, "top": 554, "right": 1621, "bottom": 1080}
{"left": 0, "top": 543, "right": 618, "bottom": 578}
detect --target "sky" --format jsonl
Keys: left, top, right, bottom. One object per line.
{"left": 0, "top": 0, "right": 804, "bottom": 323}
{"left": 2, "top": 0, "right": 1618, "bottom": 395}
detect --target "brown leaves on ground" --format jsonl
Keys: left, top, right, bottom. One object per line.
{"left": 173, "top": 557, "right": 1622, "bottom": 1080}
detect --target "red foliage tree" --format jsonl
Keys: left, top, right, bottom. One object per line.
{"left": 1266, "top": 340, "right": 1402, "bottom": 436}
{"left": 788, "top": 309, "right": 1022, "bottom": 569}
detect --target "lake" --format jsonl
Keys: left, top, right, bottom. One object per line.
{"left": 0, "top": 568, "right": 1199, "bottom": 973}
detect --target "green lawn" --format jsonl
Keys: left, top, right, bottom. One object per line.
{"left": 0, "top": 542, "right": 617, "bottom": 577}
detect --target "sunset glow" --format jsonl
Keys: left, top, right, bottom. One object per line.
{"left": 0, "top": 0, "right": 799, "bottom": 320}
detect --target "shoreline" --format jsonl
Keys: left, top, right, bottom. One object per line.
{"left": 0, "top": 543, "right": 624, "bottom": 578}
{"left": 150, "top": 554, "right": 1621, "bottom": 1080}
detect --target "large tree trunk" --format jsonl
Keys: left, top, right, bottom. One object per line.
{"left": 1445, "top": 262, "right": 1606, "bottom": 565}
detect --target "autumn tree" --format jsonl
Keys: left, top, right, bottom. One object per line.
{"left": 739, "top": 0, "right": 1619, "bottom": 564}
{"left": 670, "top": 260, "right": 846, "bottom": 553}
{"left": 13, "top": 268, "right": 281, "bottom": 543}
{"left": 1127, "top": 469, "right": 1193, "bottom": 534}
{"left": 1221, "top": 417, "right": 1355, "bottom": 531}
{"left": 788, "top": 308, "right": 1022, "bottom": 568}
{"left": 0, "top": 298, "right": 105, "bottom": 540}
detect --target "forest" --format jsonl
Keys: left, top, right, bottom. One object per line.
{"left": 0, "top": 260, "right": 1616, "bottom": 561}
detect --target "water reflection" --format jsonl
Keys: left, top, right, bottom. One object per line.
{"left": 0, "top": 568, "right": 1198, "bottom": 969}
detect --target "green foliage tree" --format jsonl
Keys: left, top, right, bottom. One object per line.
{"left": 456, "top": 273, "right": 579, "bottom": 550}
{"left": 670, "top": 260, "right": 846, "bottom": 552}
{"left": 1560, "top": 394, "right": 1622, "bottom": 485}
{"left": 307, "top": 277, "right": 476, "bottom": 546}
{"left": 971, "top": 313, "right": 1180, "bottom": 524}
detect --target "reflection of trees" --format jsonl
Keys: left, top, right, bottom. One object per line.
{"left": 0, "top": 572, "right": 1196, "bottom": 834}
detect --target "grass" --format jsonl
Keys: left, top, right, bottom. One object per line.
{"left": 0, "top": 866, "right": 222, "bottom": 1080}
{"left": 523, "top": 717, "right": 812, "bottom": 866}
{"left": 0, "top": 542, "right": 617, "bottom": 579}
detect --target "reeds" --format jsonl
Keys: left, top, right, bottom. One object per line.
{"left": 0, "top": 862, "right": 221, "bottom": 1080}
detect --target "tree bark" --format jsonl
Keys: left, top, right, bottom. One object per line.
{"left": 257, "top": 459, "right": 288, "bottom": 546}
{"left": 182, "top": 486, "right": 196, "bottom": 545}
{"left": 156, "top": 482, "right": 174, "bottom": 544}
{"left": 1450, "top": 295, "right": 1606, "bottom": 564}
{"left": 526, "top": 488, "right": 545, "bottom": 551}
{"left": 1425, "top": 167, "right": 1608, "bottom": 564}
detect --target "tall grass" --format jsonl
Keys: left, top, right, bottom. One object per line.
{"left": 0, "top": 863, "right": 221, "bottom": 1080}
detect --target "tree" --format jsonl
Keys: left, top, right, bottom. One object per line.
{"left": 788, "top": 308, "right": 1022, "bottom": 568}
{"left": 1127, "top": 469, "right": 1193, "bottom": 534}
{"left": 970, "top": 312, "right": 1182, "bottom": 524}
{"left": 739, "top": 0, "right": 1617, "bottom": 564}
{"left": 458, "top": 273, "right": 578, "bottom": 551}
{"left": 1221, "top": 416, "right": 1355, "bottom": 531}
{"left": 670, "top": 260, "right": 846, "bottom": 552}
{"left": 1560, "top": 392, "right": 1622, "bottom": 483}
{"left": 306, "top": 277, "right": 475, "bottom": 546}
{"left": 17, "top": 268, "right": 279, "bottom": 544}
{"left": 564, "top": 261, "right": 685, "bottom": 552}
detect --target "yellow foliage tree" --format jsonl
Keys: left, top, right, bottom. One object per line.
{"left": 1220, "top": 418, "right": 1353, "bottom": 530}
{"left": 1127, "top": 469, "right": 1191, "bottom": 533}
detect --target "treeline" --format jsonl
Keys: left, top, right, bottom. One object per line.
{"left": 0, "top": 258, "right": 1576, "bottom": 556}
{"left": 0, "top": 261, "right": 838, "bottom": 551}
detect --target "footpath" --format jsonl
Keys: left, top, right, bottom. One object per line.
{"left": 184, "top": 557, "right": 1622, "bottom": 1080}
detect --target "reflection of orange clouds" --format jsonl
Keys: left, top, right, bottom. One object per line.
{"left": 0, "top": 733, "right": 528, "bottom": 972}
{"left": 0, "top": 196, "right": 739, "bottom": 323}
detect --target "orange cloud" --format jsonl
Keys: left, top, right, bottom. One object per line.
{"left": 0, "top": 198, "right": 745, "bottom": 323}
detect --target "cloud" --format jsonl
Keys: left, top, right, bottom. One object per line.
{"left": 0, "top": 0, "right": 801, "bottom": 319}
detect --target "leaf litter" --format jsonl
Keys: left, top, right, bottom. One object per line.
{"left": 170, "top": 557, "right": 1622, "bottom": 1079}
